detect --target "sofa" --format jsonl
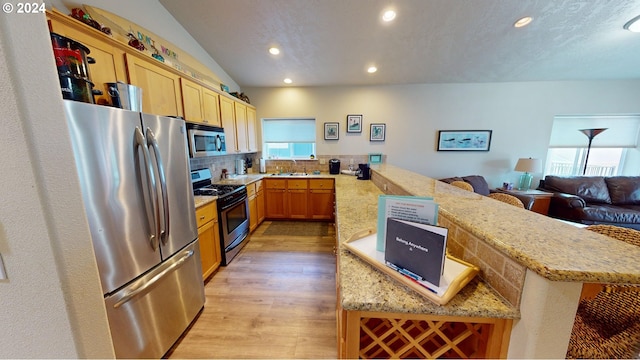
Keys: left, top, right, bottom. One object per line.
{"left": 439, "top": 175, "right": 535, "bottom": 210}
{"left": 538, "top": 176, "right": 640, "bottom": 230}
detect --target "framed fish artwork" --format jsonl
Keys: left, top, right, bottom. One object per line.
{"left": 437, "top": 130, "right": 492, "bottom": 151}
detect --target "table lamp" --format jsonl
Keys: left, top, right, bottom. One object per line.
{"left": 515, "top": 158, "right": 541, "bottom": 190}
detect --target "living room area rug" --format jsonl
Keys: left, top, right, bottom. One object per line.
{"left": 262, "top": 221, "right": 330, "bottom": 237}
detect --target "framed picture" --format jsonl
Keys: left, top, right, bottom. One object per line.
{"left": 370, "top": 123, "right": 386, "bottom": 141}
{"left": 324, "top": 122, "right": 339, "bottom": 140}
{"left": 346, "top": 114, "right": 362, "bottom": 133}
{"left": 437, "top": 130, "right": 492, "bottom": 151}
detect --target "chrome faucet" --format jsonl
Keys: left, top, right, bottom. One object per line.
{"left": 290, "top": 159, "right": 296, "bottom": 173}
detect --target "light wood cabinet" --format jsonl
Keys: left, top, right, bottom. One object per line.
{"left": 181, "top": 77, "right": 204, "bottom": 122}
{"left": 195, "top": 201, "right": 221, "bottom": 281}
{"left": 264, "top": 178, "right": 315, "bottom": 219}
{"left": 220, "top": 95, "right": 256, "bottom": 154}
{"left": 265, "top": 179, "right": 287, "bottom": 219}
{"left": 219, "top": 96, "right": 237, "bottom": 153}
{"left": 234, "top": 102, "right": 249, "bottom": 153}
{"left": 248, "top": 180, "right": 265, "bottom": 232}
{"left": 246, "top": 107, "right": 258, "bottom": 152}
{"left": 47, "top": 12, "right": 127, "bottom": 106}
{"left": 256, "top": 180, "right": 265, "bottom": 224}
{"left": 248, "top": 180, "right": 265, "bottom": 233}
{"left": 309, "top": 179, "right": 335, "bottom": 220}
{"left": 125, "top": 53, "right": 183, "bottom": 117}
{"left": 288, "top": 179, "right": 309, "bottom": 219}
{"left": 202, "top": 87, "right": 221, "bottom": 126}
{"left": 181, "top": 77, "right": 221, "bottom": 126}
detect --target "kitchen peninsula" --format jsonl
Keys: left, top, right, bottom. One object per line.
{"left": 334, "top": 164, "right": 640, "bottom": 359}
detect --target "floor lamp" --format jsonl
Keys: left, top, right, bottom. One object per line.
{"left": 579, "top": 128, "right": 607, "bottom": 175}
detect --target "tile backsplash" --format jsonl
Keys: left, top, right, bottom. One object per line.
{"left": 189, "top": 153, "right": 385, "bottom": 180}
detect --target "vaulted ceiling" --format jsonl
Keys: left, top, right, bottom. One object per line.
{"left": 160, "top": 0, "right": 640, "bottom": 88}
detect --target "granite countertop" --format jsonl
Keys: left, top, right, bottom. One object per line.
{"left": 334, "top": 175, "right": 519, "bottom": 318}
{"left": 368, "top": 164, "right": 640, "bottom": 284}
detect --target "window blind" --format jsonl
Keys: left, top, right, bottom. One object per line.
{"left": 548, "top": 115, "right": 640, "bottom": 148}
{"left": 262, "top": 118, "right": 316, "bottom": 143}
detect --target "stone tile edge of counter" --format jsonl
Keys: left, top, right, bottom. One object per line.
{"left": 194, "top": 196, "right": 217, "bottom": 208}
{"left": 333, "top": 175, "right": 519, "bottom": 319}
{"left": 371, "top": 164, "right": 640, "bottom": 285}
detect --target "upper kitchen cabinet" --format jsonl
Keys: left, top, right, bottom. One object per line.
{"left": 234, "top": 102, "right": 249, "bottom": 153}
{"left": 125, "top": 53, "right": 183, "bottom": 118}
{"left": 221, "top": 98, "right": 257, "bottom": 154}
{"left": 202, "top": 87, "right": 221, "bottom": 127}
{"left": 247, "top": 107, "right": 258, "bottom": 152}
{"left": 220, "top": 96, "right": 237, "bottom": 153}
{"left": 181, "top": 77, "right": 221, "bottom": 126}
{"left": 47, "top": 11, "right": 127, "bottom": 106}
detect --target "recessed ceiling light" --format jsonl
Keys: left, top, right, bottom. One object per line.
{"left": 367, "top": 66, "right": 378, "bottom": 74}
{"left": 514, "top": 16, "right": 533, "bottom": 28}
{"left": 283, "top": 78, "right": 292, "bottom": 84}
{"left": 269, "top": 47, "right": 280, "bottom": 55}
{"left": 382, "top": 10, "right": 396, "bottom": 22}
{"left": 624, "top": 15, "right": 640, "bottom": 32}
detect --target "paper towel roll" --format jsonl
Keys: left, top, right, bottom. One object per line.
{"left": 259, "top": 158, "right": 266, "bottom": 173}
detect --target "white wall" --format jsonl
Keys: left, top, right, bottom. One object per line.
{"left": 46, "top": 0, "right": 241, "bottom": 92}
{"left": 245, "top": 80, "right": 640, "bottom": 187}
{"left": 0, "top": 8, "right": 114, "bottom": 359}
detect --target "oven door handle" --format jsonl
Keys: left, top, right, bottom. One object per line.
{"left": 135, "top": 127, "right": 159, "bottom": 250}
{"left": 219, "top": 193, "right": 248, "bottom": 211}
{"left": 146, "top": 128, "right": 170, "bottom": 245}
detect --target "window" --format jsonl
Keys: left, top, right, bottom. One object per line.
{"left": 545, "top": 148, "right": 625, "bottom": 176}
{"left": 262, "top": 118, "right": 316, "bottom": 159}
{"left": 546, "top": 115, "right": 639, "bottom": 176}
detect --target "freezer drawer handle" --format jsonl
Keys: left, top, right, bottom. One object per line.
{"left": 112, "top": 249, "right": 195, "bottom": 309}
{"left": 135, "top": 127, "right": 159, "bottom": 250}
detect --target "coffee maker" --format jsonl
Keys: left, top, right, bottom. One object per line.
{"left": 356, "top": 163, "right": 370, "bottom": 180}
{"left": 329, "top": 159, "right": 340, "bottom": 174}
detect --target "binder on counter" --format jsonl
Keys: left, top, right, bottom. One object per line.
{"left": 384, "top": 218, "right": 448, "bottom": 287}
{"left": 343, "top": 229, "right": 479, "bottom": 306}
{"left": 376, "top": 195, "right": 438, "bottom": 251}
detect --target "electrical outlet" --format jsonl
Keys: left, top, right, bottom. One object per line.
{"left": 349, "top": 158, "right": 354, "bottom": 165}
{"left": 319, "top": 159, "right": 326, "bottom": 165}
{"left": 210, "top": 164, "right": 215, "bottom": 172}
{"left": 383, "top": 184, "right": 388, "bottom": 191}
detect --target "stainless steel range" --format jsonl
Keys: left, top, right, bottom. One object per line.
{"left": 191, "top": 169, "right": 249, "bottom": 265}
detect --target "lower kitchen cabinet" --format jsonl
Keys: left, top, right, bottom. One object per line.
{"left": 248, "top": 180, "right": 265, "bottom": 232}
{"left": 195, "top": 201, "right": 221, "bottom": 281}
{"left": 264, "top": 178, "right": 334, "bottom": 221}
{"left": 288, "top": 179, "right": 308, "bottom": 219}
{"left": 256, "top": 180, "right": 265, "bottom": 224}
{"left": 309, "top": 179, "right": 335, "bottom": 220}
{"left": 265, "top": 179, "right": 287, "bottom": 219}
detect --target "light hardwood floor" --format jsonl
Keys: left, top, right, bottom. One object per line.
{"left": 168, "top": 221, "right": 337, "bottom": 359}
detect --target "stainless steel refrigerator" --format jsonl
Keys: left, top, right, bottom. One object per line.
{"left": 63, "top": 100, "right": 205, "bottom": 358}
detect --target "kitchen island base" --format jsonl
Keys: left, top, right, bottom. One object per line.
{"left": 339, "top": 309, "right": 512, "bottom": 358}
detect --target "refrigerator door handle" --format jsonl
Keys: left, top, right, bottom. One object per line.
{"left": 135, "top": 127, "right": 159, "bottom": 250}
{"left": 146, "top": 128, "right": 170, "bottom": 244}
{"left": 112, "top": 249, "right": 195, "bottom": 309}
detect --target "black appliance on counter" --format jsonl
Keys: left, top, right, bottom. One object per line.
{"left": 191, "top": 168, "right": 249, "bottom": 265}
{"left": 356, "top": 163, "right": 371, "bottom": 180}
{"left": 329, "top": 159, "right": 341, "bottom": 174}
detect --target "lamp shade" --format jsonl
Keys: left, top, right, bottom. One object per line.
{"left": 514, "top": 158, "right": 541, "bottom": 173}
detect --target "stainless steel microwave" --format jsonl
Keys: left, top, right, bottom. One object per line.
{"left": 186, "top": 123, "right": 226, "bottom": 157}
